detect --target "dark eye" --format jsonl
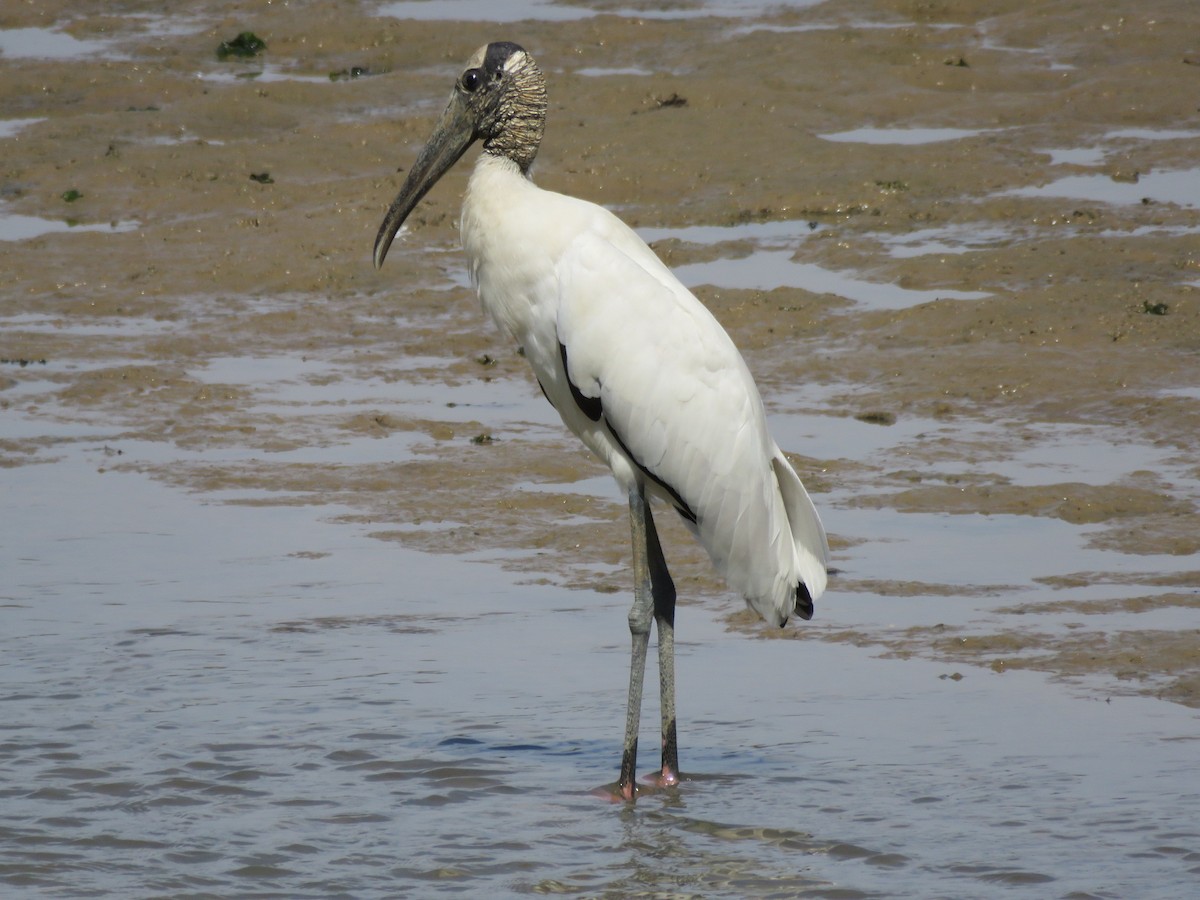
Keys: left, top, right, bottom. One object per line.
{"left": 461, "top": 68, "right": 482, "bottom": 92}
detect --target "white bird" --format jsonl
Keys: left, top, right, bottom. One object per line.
{"left": 374, "top": 41, "right": 829, "bottom": 800}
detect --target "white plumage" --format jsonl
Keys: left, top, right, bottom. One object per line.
{"left": 374, "top": 42, "right": 829, "bottom": 799}
{"left": 461, "top": 153, "right": 828, "bottom": 626}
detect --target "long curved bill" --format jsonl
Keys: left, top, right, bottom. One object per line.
{"left": 373, "top": 91, "right": 477, "bottom": 270}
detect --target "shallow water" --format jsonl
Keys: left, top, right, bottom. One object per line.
{"left": 4, "top": 447, "right": 1199, "bottom": 899}
{"left": 818, "top": 126, "right": 996, "bottom": 145}
{"left": 5, "top": 325, "right": 1200, "bottom": 896}
{"left": 671, "top": 249, "right": 991, "bottom": 308}
{"left": 377, "top": 0, "right": 825, "bottom": 23}
{"left": 0, "top": 27, "right": 112, "bottom": 60}
{"left": 0, "top": 211, "right": 139, "bottom": 242}
{"left": 1005, "top": 168, "right": 1200, "bottom": 210}
{"left": 0, "top": 118, "right": 43, "bottom": 139}
{"left": 638, "top": 220, "right": 993, "bottom": 309}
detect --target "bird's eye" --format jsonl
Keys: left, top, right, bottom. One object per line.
{"left": 461, "top": 68, "right": 482, "bottom": 92}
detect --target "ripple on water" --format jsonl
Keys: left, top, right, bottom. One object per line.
{"left": 3, "top": 402, "right": 1198, "bottom": 897}
{"left": 3, "top": 453, "right": 1200, "bottom": 896}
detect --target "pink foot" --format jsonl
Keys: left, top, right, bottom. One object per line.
{"left": 642, "top": 766, "right": 680, "bottom": 790}
{"left": 654, "top": 766, "right": 680, "bottom": 788}
{"left": 590, "top": 780, "right": 638, "bottom": 802}
{"left": 591, "top": 769, "right": 682, "bottom": 802}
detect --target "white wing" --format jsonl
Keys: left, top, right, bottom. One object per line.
{"left": 554, "top": 216, "right": 828, "bottom": 624}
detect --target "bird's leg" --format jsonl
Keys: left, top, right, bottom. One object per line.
{"left": 617, "top": 486, "right": 654, "bottom": 800}
{"left": 614, "top": 487, "right": 679, "bottom": 801}
{"left": 643, "top": 496, "right": 679, "bottom": 787}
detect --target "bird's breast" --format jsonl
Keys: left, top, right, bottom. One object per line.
{"left": 460, "top": 160, "right": 567, "bottom": 353}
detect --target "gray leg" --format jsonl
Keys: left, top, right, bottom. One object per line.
{"left": 650, "top": 520, "right": 679, "bottom": 784}
{"left": 617, "top": 487, "right": 653, "bottom": 799}
{"left": 617, "top": 486, "right": 677, "bottom": 799}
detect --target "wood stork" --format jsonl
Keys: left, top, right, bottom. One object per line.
{"left": 374, "top": 42, "right": 829, "bottom": 800}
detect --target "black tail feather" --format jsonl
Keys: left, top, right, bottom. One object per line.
{"left": 795, "top": 581, "right": 815, "bottom": 621}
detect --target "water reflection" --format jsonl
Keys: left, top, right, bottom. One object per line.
{"left": 0, "top": 117, "right": 42, "bottom": 138}
{"left": 818, "top": 126, "right": 996, "bottom": 145}
{"left": 377, "top": 0, "right": 825, "bottom": 22}
{"left": 0, "top": 27, "right": 112, "bottom": 59}
{"left": 671, "top": 249, "right": 990, "bottom": 308}
{"left": 1004, "top": 168, "right": 1200, "bottom": 209}
{"left": 0, "top": 209, "right": 139, "bottom": 242}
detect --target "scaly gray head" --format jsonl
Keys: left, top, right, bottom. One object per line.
{"left": 373, "top": 42, "right": 547, "bottom": 269}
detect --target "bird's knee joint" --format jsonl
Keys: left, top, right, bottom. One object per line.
{"left": 627, "top": 605, "right": 652, "bottom": 635}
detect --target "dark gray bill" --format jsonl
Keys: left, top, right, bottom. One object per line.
{"left": 373, "top": 92, "right": 477, "bottom": 270}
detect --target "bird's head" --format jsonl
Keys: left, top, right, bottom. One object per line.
{"left": 373, "top": 41, "right": 547, "bottom": 270}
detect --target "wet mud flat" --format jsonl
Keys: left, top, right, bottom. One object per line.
{"left": 3, "top": 0, "right": 1200, "bottom": 896}
{"left": 4, "top": 0, "right": 1198, "bottom": 702}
